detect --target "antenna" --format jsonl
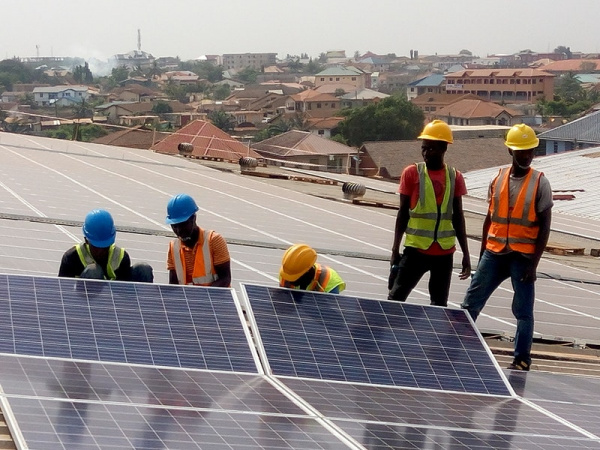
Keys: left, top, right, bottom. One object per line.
{"left": 36, "top": 45, "right": 39, "bottom": 58}
{"left": 137, "top": 29, "right": 141, "bottom": 51}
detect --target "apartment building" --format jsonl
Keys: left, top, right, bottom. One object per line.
{"left": 222, "top": 53, "right": 277, "bottom": 71}
{"left": 445, "top": 69, "right": 554, "bottom": 103}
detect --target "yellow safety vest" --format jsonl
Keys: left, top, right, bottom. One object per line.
{"left": 75, "top": 243, "right": 125, "bottom": 280}
{"left": 280, "top": 264, "right": 346, "bottom": 293}
{"left": 404, "top": 162, "right": 456, "bottom": 250}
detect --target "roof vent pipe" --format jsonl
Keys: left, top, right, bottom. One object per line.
{"left": 342, "top": 182, "right": 366, "bottom": 200}
{"left": 239, "top": 156, "right": 258, "bottom": 172}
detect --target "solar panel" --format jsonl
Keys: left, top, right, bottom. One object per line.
{"left": 242, "top": 284, "right": 512, "bottom": 396}
{"left": 5, "top": 398, "right": 354, "bottom": 450}
{"left": 0, "top": 274, "right": 260, "bottom": 373}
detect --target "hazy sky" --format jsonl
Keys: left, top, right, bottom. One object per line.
{"left": 2, "top": 0, "right": 599, "bottom": 62}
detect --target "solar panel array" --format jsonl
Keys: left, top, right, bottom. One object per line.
{"left": 243, "top": 284, "right": 511, "bottom": 396}
{"left": 0, "top": 275, "right": 598, "bottom": 448}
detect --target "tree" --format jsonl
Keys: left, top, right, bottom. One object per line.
{"left": 236, "top": 67, "right": 259, "bottom": 84}
{"left": 354, "top": 50, "right": 361, "bottom": 60}
{"left": 304, "top": 58, "right": 324, "bottom": 74}
{"left": 212, "top": 84, "right": 231, "bottom": 100}
{"left": 110, "top": 66, "right": 129, "bottom": 84}
{"left": 73, "top": 62, "right": 93, "bottom": 84}
{"left": 554, "top": 45, "right": 572, "bottom": 59}
{"left": 580, "top": 61, "right": 597, "bottom": 72}
{"left": 152, "top": 101, "right": 173, "bottom": 114}
{"left": 72, "top": 99, "right": 93, "bottom": 119}
{"left": 318, "top": 52, "right": 328, "bottom": 63}
{"left": 334, "top": 88, "right": 347, "bottom": 97}
{"left": 288, "top": 58, "right": 303, "bottom": 72}
{"left": 336, "top": 95, "right": 425, "bottom": 147}
{"left": 208, "top": 110, "right": 236, "bottom": 131}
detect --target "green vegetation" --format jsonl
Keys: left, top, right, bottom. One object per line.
{"left": 208, "top": 110, "right": 236, "bottom": 131}
{"left": 44, "top": 123, "right": 107, "bottom": 142}
{"left": 536, "top": 72, "right": 600, "bottom": 121}
{"left": 335, "top": 95, "right": 425, "bottom": 147}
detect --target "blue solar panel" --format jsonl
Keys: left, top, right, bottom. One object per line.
{"left": 0, "top": 274, "right": 259, "bottom": 373}
{"left": 243, "top": 284, "right": 511, "bottom": 396}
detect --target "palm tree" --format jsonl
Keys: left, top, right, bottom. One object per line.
{"left": 208, "top": 110, "right": 236, "bottom": 131}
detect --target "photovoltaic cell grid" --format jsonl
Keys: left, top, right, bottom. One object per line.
{"left": 0, "top": 274, "right": 259, "bottom": 373}
{"left": 6, "top": 398, "right": 352, "bottom": 450}
{"left": 243, "top": 284, "right": 511, "bottom": 396}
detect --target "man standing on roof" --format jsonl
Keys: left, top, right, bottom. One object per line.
{"left": 462, "top": 124, "right": 552, "bottom": 371}
{"left": 59, "top": 209, "right": 154, "bottom": 282}
{"left": 389, "top": 120, "right": 471, "bottom": 306}
{"left": 279, "top": 244, "right": 346, "bottom": 294}
{"left": 166, "top": 193, "right": 231, "bottom": 287}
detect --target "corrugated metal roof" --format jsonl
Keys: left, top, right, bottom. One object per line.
{"left": 464, "top": 146, "right": 600, "bottom": 220}
{"left": 538, "top": 110, "right": 600, "bottom": 143}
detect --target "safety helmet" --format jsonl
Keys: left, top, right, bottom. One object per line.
{"left": 505, "top": 124, "right": 539, "bottom": 150}
{"left": 279, "top": 244, "right": 318, "bottom": 282}
{"left": 417, "top": 120, "right": 454, "bottom": 144}
{"left": 166, "top": 194, "right": 199, "bottom": 225}
{"left": 82, "top": 209, "right": 116, "bottom": 248}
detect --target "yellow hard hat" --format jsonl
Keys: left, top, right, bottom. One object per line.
{"left": 280, "top": 244, "right": 317, "bottom": 282}
{"left": 505, "top": 124, "right": 539, "bottom": 150}
{"left": 417, "top": 120, "right": 453, "bottom": 144}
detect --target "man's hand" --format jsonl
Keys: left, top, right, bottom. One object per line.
{"left": 390, "top": 249, "right": 401, "bottom": 267}
{"left": 458, "top": 254, "right": 471, "bottom": 280}
{"left": 521, "top": 261, "right": 537, "bottom": 283}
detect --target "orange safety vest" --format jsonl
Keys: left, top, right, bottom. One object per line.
{"left": 486, "top": 167, "right": 542, "bottom": 255}
{"left": 170, "top": 229, "right": 218, "bottom": 285}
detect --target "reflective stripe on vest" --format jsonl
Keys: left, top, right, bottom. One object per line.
{"left": 171, "top": 229, "right": 218, "bottom": 285}
{"left": 486, "top": 167, "right": 542, "bottom": 254}
{"left": 75, "top": 243, "right": 124, "bottom": 280}
{"left": 280, "top": 264, "right": 346, "bottom": 293}
{"left": 404, "top": 162, "right": 456, "bottom": 250}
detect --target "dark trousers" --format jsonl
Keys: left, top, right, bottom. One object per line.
{"left": 388, "top": 247, "right": 453, "bottom": 306}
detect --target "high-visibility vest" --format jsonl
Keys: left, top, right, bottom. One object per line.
{"left": 486, "top": 167, "right": 542, "bottom": 255}
{"left": 170, "top": 229, "right": 218, "bottom": 286}
{"left": 75, "top": 243, "right": 125, "bottom": 280}
{"left": 280, "top": 264, "right": 346, "bottom": 293}
{"left": 404, "top": 162, "right": 456, "bottom": 250}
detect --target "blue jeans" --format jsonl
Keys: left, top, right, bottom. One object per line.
{"left": 461, "top": 250, "right": 535, "bottom": 364}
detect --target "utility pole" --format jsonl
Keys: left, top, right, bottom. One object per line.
{"left": 137, "top": 29, "right": 141, "bottom": 52}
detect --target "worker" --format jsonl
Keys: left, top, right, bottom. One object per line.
{"left": 389, "top": 120, "right": 471, "bottom": 306}
{"left": 58, "top": 209, "right": 154, "bottom": 282}
{"left": 279, "top": 244, "right": 345, "bottom": 294}
{"left": 166, "top": 193, "right": 231, "bottom": 287}
{"left": 462, "top": 124, "right": 553, "bottom": 371}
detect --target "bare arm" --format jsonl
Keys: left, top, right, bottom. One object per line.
{"left": 391, "top": 194, "right": 411, "bottom": 265}
{"left": 480, "top": 212, "right": 492, "bottom": 258}
{"left": 452, "top": 196, "right": 471, "bottom": 280}
{"left": 212, "top": 261, "right": 232, "bottom": 287}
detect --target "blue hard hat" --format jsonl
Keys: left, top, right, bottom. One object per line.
{"left": 166, "top": 194, "right": 199, "bottom": 225}
{"left": 82, "top": 209, "right": 116, "bottom": 248}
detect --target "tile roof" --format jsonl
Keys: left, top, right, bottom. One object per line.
{"left": 340, "top": 89, "right": 389, "bottom": 100}
{"left": 291, "top": 90, "right": 337, "bottom": 102}
{"left": 251, "top": 130, "right": 355, "bottom": 158}
{"left": 316, "top": 66, "right": 364, "bottom": 76}
{"left": 150, "top": 120, "right": 261, "bottom": 160}
{"left": 411, "top": 92, "right": 482, "bottom": 106}
{"left": 435, "top": 99, "right": 521, "bottom": 119}
{"left": 445, "top": 68, "right": 553, "bottom": 78}
{"left": 313, "top": 83, "right": 358, "bottom": 94}
{"left": 360, "top": 137, "right": 509, "bottom": 179}
{"left": 92, "top": 126, "right": 170, "bottom": 149}
{"left": 409, "top": 74, "right": 445, "bottom": 87}
{"left": 537, "top": 110, "right": 600, "bottom": 143}
{"left": 538, "top": 59, "right": 600, "bottom": 73}
{"left": 306, "top": 117, "right": 344, "bottom": 130}
{"left": 32, "top": 85, "right": 91, "bottom": 93}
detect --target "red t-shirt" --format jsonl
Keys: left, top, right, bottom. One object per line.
{"left": 399, "top": 164, "right": 467, "bottom": 255}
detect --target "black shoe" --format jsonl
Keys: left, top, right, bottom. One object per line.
{"left": 507, "top": 360, "right": 530, "bottom": 371}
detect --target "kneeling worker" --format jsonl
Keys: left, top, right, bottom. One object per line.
{"left": 279, "top": 244, "right": 346, "bottom": 294}
{"left": 59, "top": 209, "right": 154, "bottom": 282}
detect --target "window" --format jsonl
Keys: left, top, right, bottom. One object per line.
{"left": 320, "top": 77, "right": 325, "bottom": 81}
{"left": 336, "top": 77, "right": 340, "bottom": 81}
{"left": 553, "top": 141, "right": 558, "bottom": 153}
{"left": 331, "top": 103, "right": 336, "bottom": 108}
{"left": 317, "top": 103, "right": 321, "bottom": 108}
{"left": 318, "top": 130, "right": 325, "bottom": 135}
{"left": 352, "top": 77, "right": 356, "bottom": 81}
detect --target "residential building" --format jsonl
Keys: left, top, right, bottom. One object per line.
{"left": 113, "top": 50, "right": 155, "bottom": 70}
{"left": 93, "top": 126, "right": 170, "bottom": 149}
{"left": 150, "top": 120, "right": 262, "bottom": 161}
{"left": 290, "top": 90, "right": 340, "bottom": 118}
{"left": 1, "top": 92, "right": 25, "bottom": 103}
{"left": 434, "top": 98, "right": 522, "bottom": 126}
{"left": 306, "top": 117, "right": 344, "bottom": 138}
{"left": 251, "top": 130, "right": 355, "bottom": 172}
{"left": 445, "top": 68, "right": 554, "bottom": 103}
{"left": 537, "top": 59, "right": 600, "bottom": 75}
{"left": 406, "top": 74, "right": 446, "bottom": 101}
{"left": 537, "top": 110, "right": 600, "bottom": 155}
{"left": 32, "top": 85, "right": 92, "bottom": 106}
{"left": 160, "top": 71, "right": 200, "bottom": 86}
{"left": 314, "top": 66, "right": 370, "bottom": 90}
{"left": 340, "top": 89, "right": 389, "bottom": 109}
{"left": 411, "top": 92, "right": 482, "bottom": 119}
{"left": 222, "top": 53, "right": 277, "bottom": 71}
{"left": 358, "top": 136, "right": 509, "bottom": 179}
